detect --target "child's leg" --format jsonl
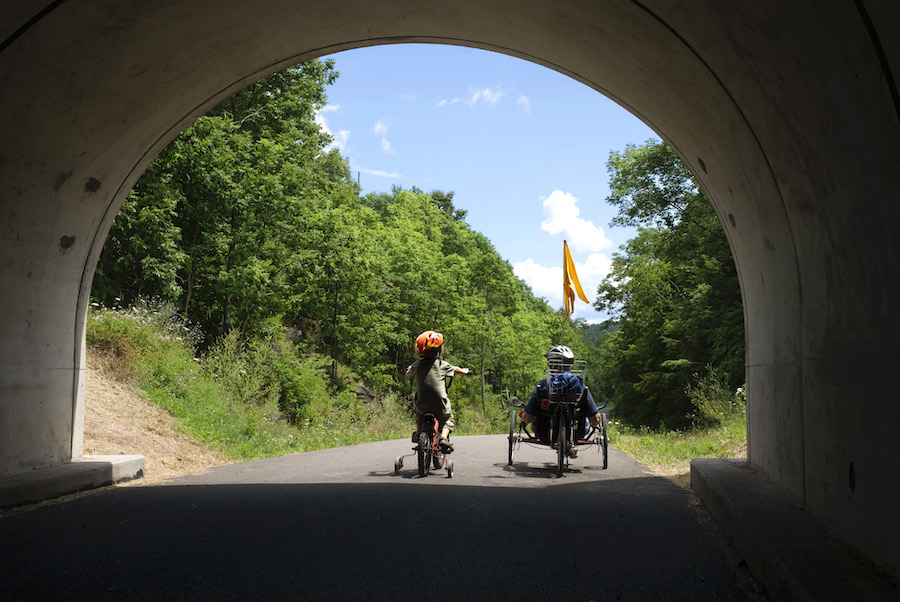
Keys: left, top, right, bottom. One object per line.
{"left": 439, "top": 413, "right": 455, "bottom": 440}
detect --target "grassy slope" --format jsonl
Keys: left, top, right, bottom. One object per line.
{"left": 86, "top": 305, "right": 746, "bottom": 481}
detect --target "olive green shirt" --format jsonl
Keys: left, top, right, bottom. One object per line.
{"left": 406, "top": 356, "right": 459, "bottom": 417}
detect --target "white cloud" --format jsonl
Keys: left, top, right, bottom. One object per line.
{"left": 437, "top": 84, "right": 506, "bottom": 108}
{"left": 540, "top": 190, "right": 612, "bottom": 252}
{"left": 359, "top": 167, "right": 402, "bottom": 178}
{"left": 373, "top": 119, "right": 394, "bottom": 154}
{"left": 513, "top": 259, "right": 562, "bottom": 302}
{"left": 517, "top": 94, "right": 531, "bottom": 114}
{"left": 513, "top": 252, "right": 612, "bottom": 316}
{"left": 315, "top": 104, "right": 350, "bottom": 152}
{"left": 467, "top": 85, "right": 505, "bottom": 106}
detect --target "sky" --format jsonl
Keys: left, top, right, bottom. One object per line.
{"left": 317, "top": 44, "right": 659, "bottom": 323}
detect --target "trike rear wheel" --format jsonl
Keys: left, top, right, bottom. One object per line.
{"left": 556, "top": 417, "right": 567, "bottom": 477}
{"left": 601, "top": 413, "right": 609, "bottom": 469}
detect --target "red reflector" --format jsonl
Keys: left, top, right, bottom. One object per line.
{"left": 541, "top": 398, "right": 550, "bottom": 411}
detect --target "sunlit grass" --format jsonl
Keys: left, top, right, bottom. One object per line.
{"left": 87, "top": 303, "right": 747, "bottom": 472}
{"left": 87, "top": 303, "right": 421, "bottom": 460}
{"left": 608, "top": 417, "right": 747, "bottom": 476}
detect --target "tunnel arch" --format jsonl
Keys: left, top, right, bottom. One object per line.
{"left": 1, "top": 0, "right": 898, "bottom": 575}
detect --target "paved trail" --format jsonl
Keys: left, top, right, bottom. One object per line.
{"left": 0, "top": 435, "right": 763, "bottom": 600}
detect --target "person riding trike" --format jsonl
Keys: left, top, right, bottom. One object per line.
{"left": 507, "top": 345, "right": 608, "bottom": 476}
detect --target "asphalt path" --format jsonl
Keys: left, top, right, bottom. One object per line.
{"left": 0, "top": 435, "right": 763, "bottom": 600}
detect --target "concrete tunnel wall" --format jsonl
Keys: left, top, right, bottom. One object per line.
{"left": 1, "top": 0, "right": 898, "bottom": 575}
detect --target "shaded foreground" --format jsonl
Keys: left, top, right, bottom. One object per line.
{"left": 0, "top": 436, "right": 761, "bottom": 600}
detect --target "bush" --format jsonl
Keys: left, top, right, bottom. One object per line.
{"left": 686, "top": 365, "right": 746, "bottom": 427}
{"left": 202, "top": 331, "right": 280, "bottom": 407}
{"left": 86, "top": 298, "right": 199, "bottom": 381}
{"left": 85, "top": 301, "right": 505, "bottom": 463}
{"left": 276, "top": 354, "right": 332, "bottom": 425}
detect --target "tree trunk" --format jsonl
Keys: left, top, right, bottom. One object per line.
{"left": 480, "top": 339, "right": 487, "bottom": 412}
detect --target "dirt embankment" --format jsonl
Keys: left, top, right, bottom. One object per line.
{"left": 83, "top": 350, "right": 229, "bottom": 485}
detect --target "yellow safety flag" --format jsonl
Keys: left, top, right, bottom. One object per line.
{"left": 563, "top": 240, "right": 589, "bottom": 323}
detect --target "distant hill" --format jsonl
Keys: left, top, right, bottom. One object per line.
{"left": 582, "top": 321, "right": 619, "bottom": 344}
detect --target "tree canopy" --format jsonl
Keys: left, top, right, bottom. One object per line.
{"left": 591, "top": 140, "right": 745, "bottom": 429}
{"left": 93, "top": 63, "right": 744, "bottom": 432}
{"left": 92, "top": 61, "right": 594, "bottom": 424}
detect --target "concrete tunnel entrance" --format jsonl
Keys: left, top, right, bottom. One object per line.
{"left": 1, "top": 0, "right": 898, "bottom": 577}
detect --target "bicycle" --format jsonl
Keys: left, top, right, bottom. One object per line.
{"left": 394, "top": 412, "right": 454, "bottom": 478}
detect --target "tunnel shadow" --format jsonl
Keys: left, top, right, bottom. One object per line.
{"left": 0, "top": 470, "right": 761, "bottom": 601}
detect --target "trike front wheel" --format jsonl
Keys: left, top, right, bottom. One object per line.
{"left": 556, "top": 417, "right": 567, "bottom": 477}
{"left": 508, "top": 409, "right": 517, "bottom": 465}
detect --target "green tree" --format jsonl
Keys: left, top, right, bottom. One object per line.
{"left": 93, "top": 61, "right": 570, "bottom": 429}
{"left": 94, "top": 60, "right": 353, "bottom": 343}
{"left": 594, "top": 140, "right": 744, "bottom": 429}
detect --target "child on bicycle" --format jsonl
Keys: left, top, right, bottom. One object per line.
{"left": 405, "top": 330, "right": 469, "bottom": 452}
{"left": 520, "top": 344, "right": 602, "bottom": 457}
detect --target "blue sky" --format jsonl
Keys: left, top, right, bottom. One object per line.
{"left": 318, "top": 44, "right": 659, "bottom": 323}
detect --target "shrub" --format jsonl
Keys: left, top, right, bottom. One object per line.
{"left": 686, "top": 365, "right": 746, "bottom": 426}
{"left": 202, "top": 331, "right": 281, "bottom": 408}
{"left": 275, "top": 353, "right": 331, "bottom": 425}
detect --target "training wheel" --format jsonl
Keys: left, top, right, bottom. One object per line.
{"left": 447, "top": 460, "right": 454, "bottom": 478}
{"left": 394, "top": 457, "right": 403, "bottom": 474}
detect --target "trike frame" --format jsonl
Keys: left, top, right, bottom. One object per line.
{"left": 507, "top": 386, "right": 608, "bottom": 477}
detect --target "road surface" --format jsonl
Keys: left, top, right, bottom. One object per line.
{"left": 0, "top": 435, "right": 763, "bottom": 600}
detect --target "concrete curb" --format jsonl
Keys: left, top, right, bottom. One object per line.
{"left": 691, "top": 458, "right": 900, "bottom": 601}
{"left": 0, "top": 455, "right": 145, "bottom": 509}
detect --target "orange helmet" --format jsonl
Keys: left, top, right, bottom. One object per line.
{"left": 415, "top": 330, "right": 444, "bottom": 355}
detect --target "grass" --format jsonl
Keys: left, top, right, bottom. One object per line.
{"left": 86, "top": 303, "right": 413, "bottom": 461}
{"left": 86, "top": 302, "right": 747, "bottom": 475}
{"left": 608, "top": 417, "right": 747, "bottom": 476}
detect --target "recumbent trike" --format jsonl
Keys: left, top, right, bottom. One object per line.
{"left": 507, "top": 359, "right": 608, "bottom": 477}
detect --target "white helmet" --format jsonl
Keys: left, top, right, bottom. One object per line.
{"left": 546, "top": 345, "right": 575, "bottom": 373}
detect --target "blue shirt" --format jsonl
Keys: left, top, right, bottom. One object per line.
{"left": 525, "top": 372, "right": 599, "bottom": 439}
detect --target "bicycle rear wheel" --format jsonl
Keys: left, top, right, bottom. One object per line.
{"left": 418, "top": 432, "right": 432, "bottom": 476}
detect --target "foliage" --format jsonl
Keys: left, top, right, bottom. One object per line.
{"left": 92, "top": 59, "right": 577, "bottom": 414}
{"left": 86, "top": 304, "right": 428, "bottom": 458}
{"left": 686, "top": 366, "right": 746, "bottom": 427}
{"left": 92, "top": 60, "right": 743, "bottom": 437}
{"left": 608, "top": 416, "right": 747, "bottom": 475}
{"left": 592, "top": 140, "right": 744, "bottom": 429}
{"left": 94, "top": 61, "right": 352, "bottom": 344}
{"left": 86, "top": 298, "right": 202, "bottom": 380}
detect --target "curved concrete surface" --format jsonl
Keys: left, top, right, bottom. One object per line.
{"left": 1, "top": 0, "right": 898, "bottom": 576}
